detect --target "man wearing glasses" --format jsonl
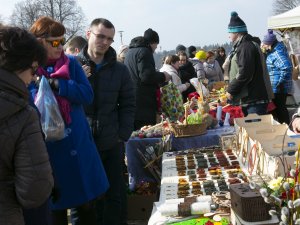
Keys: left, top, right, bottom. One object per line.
{"left": 76, "top": 18, "right": 135, "bottom": 225}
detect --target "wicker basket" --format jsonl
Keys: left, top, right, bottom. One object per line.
{"left": 212, "top": 81, "right": 226, "bottom": 90}
{"left": 169, "top": 123, "right": 207, "bottom": 138}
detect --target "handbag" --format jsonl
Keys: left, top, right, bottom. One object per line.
{"left": 160, "top": 82, "right": 184, "bottom": 122}
{"left": 34, "top": 76, "right": 65, "bottom": 141}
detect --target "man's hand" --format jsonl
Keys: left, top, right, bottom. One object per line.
{"left": 292, "top": 117, "right": 300, "bottom": 133}
{"left": 226, "top": 92, "right": 233, "bottom": 100}
{"left": 82, "top": 64, "right": 92, "bottom": 77}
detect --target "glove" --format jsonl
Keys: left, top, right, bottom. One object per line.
{"left": 48, "top": 78, "right": 59, "bottom": 92}
{"left": 35, "top": 77, "right": 59, "bottom": 92}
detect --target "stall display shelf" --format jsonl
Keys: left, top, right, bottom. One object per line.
{"left": 159, "top": 148, "right": 243, "bottom": 202}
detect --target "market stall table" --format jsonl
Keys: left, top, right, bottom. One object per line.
{"left": 125, "top": 126, "right": 235, "bottom": 187}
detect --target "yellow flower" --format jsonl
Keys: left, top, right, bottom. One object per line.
{"left": 268, "top": 177, "right": 295, "bottom": 192}
{"left": 268, "top": 177, "right": 282, "bottom": 191}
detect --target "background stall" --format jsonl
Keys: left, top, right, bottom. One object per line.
{"left": 268, "top": 6, "right": 300, "bottom": 105}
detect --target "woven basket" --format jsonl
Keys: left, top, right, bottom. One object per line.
{"left": 169, "top": 123, "right": 207, "bottom": 138}
{"left": 212, "top": 81, "right": 226, "bottom": 90}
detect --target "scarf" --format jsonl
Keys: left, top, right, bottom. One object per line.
{"left": 37, "top": 52, "right": 72, "bottom": 124}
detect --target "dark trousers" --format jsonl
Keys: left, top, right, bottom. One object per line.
{"left": 96, "top": 142, "right": 127, "bottom": 225}
{"left": 24, "top": 200, "right": 51, "bottom": 225}
{"left": 53, "top": 201, "right": 97, "bottom": 225}
{"left": 242, "top": 103, "right": 268, "bottom": 117}
{"left": 271, "top": 93, "right": 290, "bottom": 124}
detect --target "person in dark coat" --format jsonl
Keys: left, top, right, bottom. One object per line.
{"left": 76, "top": 18, "right": 136, "bottom": 225}
{"left": 125, "top": 28, "right": 171, "bottom": 129}
{"left": 177, "top": 51, "right": 197, "bottom": 102}
{"left": 0, "top": 26, "right": 53, "bottom": 225}
{"left": 187, "top": 45, "right": 197, "bottom": 59}
{"left": 29, "top": 16, "right": 109, "bottom": 225}
{"left": 215, "top": 46, "right": 226, "bottom": 73}
{"left": 226, "top": 11, "right": 272, "bottom": 116}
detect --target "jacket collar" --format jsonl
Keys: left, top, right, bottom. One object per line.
{"left": 78, "top": 45, "right": 117, "bottom": 68}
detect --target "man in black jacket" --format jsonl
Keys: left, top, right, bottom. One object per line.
{"left": 226, "top": 11, "right": 272, "bottom": 116}
{"left": 76, "top": 18, "right": 135, "bottom": 225}
{"left": 125, "top": 28, "right": 171, "bottom": 129}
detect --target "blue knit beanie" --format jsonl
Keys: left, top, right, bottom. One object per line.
{"left": 228, "top": 11, "right": 248, "bottom": 33}
{"left": 262, "top": 30, "right": 277, "bottom": 45}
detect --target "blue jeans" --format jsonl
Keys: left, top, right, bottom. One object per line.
{"left": 242, "top": 103, "right": 268, "bottom": 117}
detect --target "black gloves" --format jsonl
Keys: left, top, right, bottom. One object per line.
{"left": 36, "top": 77, "right": 59, "bottom": 92}
{"left": 48, "top": 78, "right": 59, "bottom": 92}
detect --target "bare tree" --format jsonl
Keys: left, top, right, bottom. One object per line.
{"left": 9, "top": 0, "right": 86, "bottom": 39}
{"left": 273, "top": 0, "right": 300, "bottom": 15}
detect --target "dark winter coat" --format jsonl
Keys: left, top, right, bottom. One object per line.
{"left": 178, "top": 61, "right": 197, "bottom": 101}
{"left": 227, "top": 34, "right": 270, "bottom": 105}
{"left": 124, "top": 36, "right": 165, "bottom": 122}
{"left": 77, "top": 46, "right": 136, "bottom": 151}
{"left": 0, "top": 69, "right": 53, "bottom": 225}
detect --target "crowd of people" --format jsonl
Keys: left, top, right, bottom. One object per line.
{"left": 0, "top": 10, "right": 298, "bottom": 225}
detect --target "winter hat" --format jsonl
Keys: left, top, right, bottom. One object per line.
{"left": 175, "top": 44, "right": 186, "bottom": 53}
{"left": 262, "top": 30, "right": 277, "bottom": 45}
{"left": 188, "top": 45, "right": 196, "bottom": 54}
{"left": 144, "top": 28, "right": 159, "bottom": 44}
{"left": 195, "top": 50, "right": 207, "bottom": 60}
{"left": 118, "top": 45, "right": 129, "bottom": 57}
{"left": 228, "top": 11, "right": 248, "bottom": 33}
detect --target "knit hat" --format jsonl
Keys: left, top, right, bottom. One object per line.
{"left": 175, "top": 44, "right": 186, "bottom": 53}
{"left": 228, "top": 11, "right": 248, "bottom": 33}
{"left": 144, "top": 28, "right": 159, "bottom": 44}
{"left": 188, "top": 45, "right": 196, "bottom": 54}
{"left": 195, "top": 50, "right": 207, "bottom": 60}
{"left": 262, "top": 30, "right": 277, "bottom": 45}
{"left": 118, "top": 45, "right": 129, "bottom": 57}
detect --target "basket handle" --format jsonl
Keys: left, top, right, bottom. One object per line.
{"left": 184, "top": 103, "right": 189, "bottom": 125}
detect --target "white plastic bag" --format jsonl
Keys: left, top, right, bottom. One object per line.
{"left": 190, "top": 78, "right": 210, "bottom": 97}
{"left": 34, "top": 76, "right": 65, "bottom": 141}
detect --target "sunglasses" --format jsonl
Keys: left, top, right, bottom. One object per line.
{"left": 45, "top": 38, "right": 66, "bottom": 47}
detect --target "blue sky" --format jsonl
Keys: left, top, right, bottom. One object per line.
{"left": 0, "top": 0, "right": 275, "bottom": 51}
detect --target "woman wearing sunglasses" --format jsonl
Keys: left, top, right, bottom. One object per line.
{"left": 29, "top": 16, "right": 109, "bottom": 225}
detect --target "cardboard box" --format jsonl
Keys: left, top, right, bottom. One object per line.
{"left": 234, "top": 114, "right": 299, "bottom": 178}
{"left": 127, "top": 193, "right": 157, "bottom": 220}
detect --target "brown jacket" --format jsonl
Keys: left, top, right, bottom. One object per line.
{"left": 0, "top": 69, "right": 53, "bottom": 225}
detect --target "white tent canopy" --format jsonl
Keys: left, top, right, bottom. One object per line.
{"left": 268, "top": 6, "right": 300, "bottom": 29}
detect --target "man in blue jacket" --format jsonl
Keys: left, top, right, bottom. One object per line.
{"left": 76, "top": 18, "right": 136, "bottom": 225}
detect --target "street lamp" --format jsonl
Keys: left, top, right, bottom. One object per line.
{"left": 118, "top": 31, "right": 124, "bottom": 45}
